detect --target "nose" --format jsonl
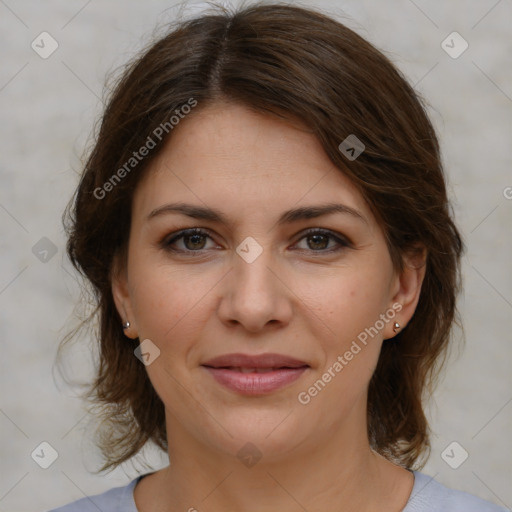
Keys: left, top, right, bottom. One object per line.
{"left": 217, "top": 243, "right": 293, "bottom": 333}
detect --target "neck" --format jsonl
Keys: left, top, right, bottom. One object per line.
{"left": 135, "top": 411, "right": 413, "bottom": 512}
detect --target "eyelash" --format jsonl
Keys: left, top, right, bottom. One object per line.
{"left": 161, "top": 227, "right": 352, "bottom": 256}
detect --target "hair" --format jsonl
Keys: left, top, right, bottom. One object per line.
{"left": 59, "top": 1, "right": 464, "bottom": 473}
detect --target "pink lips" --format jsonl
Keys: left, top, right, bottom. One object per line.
{"left": 201, "top": 353, "right": 309, "bottom": 395}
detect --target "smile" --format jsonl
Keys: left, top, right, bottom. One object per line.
{"left": 201, "top": 366, "right": 309, "bottom": 395}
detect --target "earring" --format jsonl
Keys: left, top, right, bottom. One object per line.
{"left": 122, "top": 321, "right": 130, "bottom": 330}
{"left": 393, "top": 322, "right": 400, "bottom": 333}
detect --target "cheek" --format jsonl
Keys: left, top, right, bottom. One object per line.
{"left": 129, "top": 261, "right": 218, "bottom": 342}
{"left": 310, "top": 270, "right": 390, "bottom": 344}
{"left": 299, "top": 275, "right": 386, "bottom": 413}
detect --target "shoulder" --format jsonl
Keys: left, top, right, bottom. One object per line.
{"left": 46, "top": 476, "right": 141, "bottom": 512}
{"left": 404, "top": 471, "right": 508, "bottom": 512}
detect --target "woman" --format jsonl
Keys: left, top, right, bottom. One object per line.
{"left": 50, "top": 2, "right": 506, "bottom": 511}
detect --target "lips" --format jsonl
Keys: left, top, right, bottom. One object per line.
{"left": 224, "top": 367, "right": 283, "bottom": 373}
{"left": 201, "top": 353, "right": 309, "bottom": 395}
{"left": 201, "top": 353, "right": 309, "bottom": 370}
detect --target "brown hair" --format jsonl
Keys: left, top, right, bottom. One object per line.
{"left": 59, "top": 1, "right": 464, "bottom": 473}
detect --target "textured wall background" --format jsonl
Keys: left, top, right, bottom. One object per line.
{"left": 0, "top": 1, "right": 510, "bottom": 511}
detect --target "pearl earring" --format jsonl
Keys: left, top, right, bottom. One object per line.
{"left": 393, "top": 322, "right": 400, "bottom": 333}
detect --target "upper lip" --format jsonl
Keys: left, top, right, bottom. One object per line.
{"left": 201, "top": 353, "right": 309, "bottom": 369}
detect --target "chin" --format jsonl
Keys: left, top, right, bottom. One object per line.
{"left": 200, "top": 409, "right": 309, "bottom": 463}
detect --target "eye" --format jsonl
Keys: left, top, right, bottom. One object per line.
{"left": 161, "top": 227, "right": 351, "bottom": 255}
{"left": 293, "top": 228, "right": 351, "bottom": 253}
{"left": 162, "top": 228, "right": 217, "bottom": 252}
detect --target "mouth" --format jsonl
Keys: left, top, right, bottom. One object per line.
{"left": 201, "top": 353, "right": 310, "bottom": 395}
{"left": 207, "top": 366, "right": 307, "bottom": 373}
{"left": 201, "top": 352, "right": 309, "bottom": 369}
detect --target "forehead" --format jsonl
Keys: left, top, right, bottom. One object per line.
{"left": 133, "top": 102, "right": 373, "bottom": 227}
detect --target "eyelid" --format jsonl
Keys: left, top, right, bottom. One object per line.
{"left": 161, "top": 227, "right": 352, "bottom": 253}
{"left": 161, "top": 227, "right": 219, "bottom": 250}
{"left": 296, "top": 227, "right": 352, "bottom": 248}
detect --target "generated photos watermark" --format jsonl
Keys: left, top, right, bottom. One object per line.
{"left": 93, "top": 97, "right": 198, "bottom": 200}
{"left": 297, "top": 302, "right": 402, "bottom": 405}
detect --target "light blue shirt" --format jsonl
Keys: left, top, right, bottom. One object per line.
{"left": 47, "top": 470, "right": 508, "bottom": 511}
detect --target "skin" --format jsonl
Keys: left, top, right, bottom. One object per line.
{"left": 112, "top": 101, "right": 426, "bottom": 512}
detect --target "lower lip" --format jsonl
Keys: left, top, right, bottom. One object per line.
{"left": 202, "top": 366, "right": 308, "bottom": 395}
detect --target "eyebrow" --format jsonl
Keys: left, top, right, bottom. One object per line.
{"left": 147, "top": 201, "right": 368, "bottom": 227}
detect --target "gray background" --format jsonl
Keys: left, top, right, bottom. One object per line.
{"left": 0, "top": 1, "right": 510, "bottom": 511}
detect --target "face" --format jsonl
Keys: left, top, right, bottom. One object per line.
{"left": 113, "top": 101, "right": 424, "bottom": 462}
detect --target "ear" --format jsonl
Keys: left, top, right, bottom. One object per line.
{"left": 385, "top": 245, "right": 427, "bottom": 339}
{"left": 111, "top": 252, "right": 138, "bottom": 340}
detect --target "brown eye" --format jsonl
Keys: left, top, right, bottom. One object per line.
{"left": 306, "top": 233, "right": 330, "bottom": 250}
{"left": 294, "top": 229, "right": 351, "bottom": 253}
{"left": 161, "top": 227, "right": 351, "bottom": 256}
{"left": 182, "top": 232, "right": 208, "bottom": 250}
{"left": 163, "top": 228, "right": 216, "bottom": 252}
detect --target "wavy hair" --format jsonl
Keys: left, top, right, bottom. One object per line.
{"left": 58, "top": 2, "right": 464, "bottom": 472}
